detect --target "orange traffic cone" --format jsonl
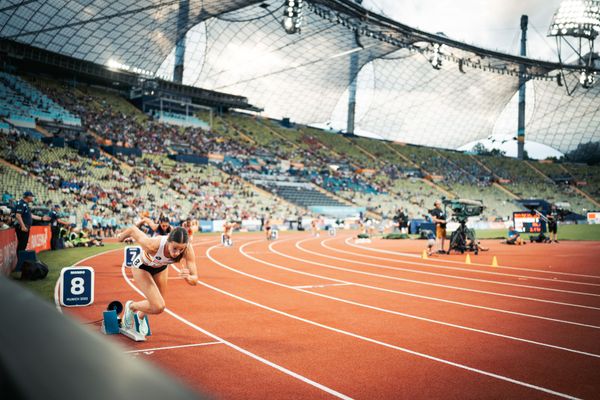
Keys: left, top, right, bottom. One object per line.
{"left": 491, "top": 256, "right": 498, "bottom": 267}
{"left": 465, "top": 254, "right": 471, "bottom": 265}
{"left": 422, "top": 250, "right": 428, "bottom": 259}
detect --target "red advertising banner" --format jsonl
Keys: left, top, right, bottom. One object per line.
{"left": 0, "top": 228, "right": 18, "bottom": 276}
{"left": 26, "top": 225, "right": 51, "bottom": 253}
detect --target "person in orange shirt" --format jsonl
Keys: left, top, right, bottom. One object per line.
{"left": 311, "top": 218, "right": 320, "bottom": 237}
{"left": 181, "top": 218, "right": 194, "bottom": 238}
{"left": 222, "top": 220, "right": 238, "bottom": 246}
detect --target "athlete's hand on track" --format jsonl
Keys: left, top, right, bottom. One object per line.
{"left": 179, "top": 268, "right": 198, "bottom": 286}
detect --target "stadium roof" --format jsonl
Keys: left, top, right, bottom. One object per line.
{"left": 1, "top": 0, "right": 600, "bottom": 153}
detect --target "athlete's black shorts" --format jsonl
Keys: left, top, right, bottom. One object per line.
{"left": 548, "top": 222, "right": 557, "bottom": 234}
{"left": 139, "top": 264, "right": 168, "bottom": 276}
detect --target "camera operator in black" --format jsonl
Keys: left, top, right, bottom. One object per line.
{"left": 49, "top": 205, "right": 71, "bottom": 250}
{"left": 430, "top": 200, "right": 447, "bottom": 253}
{"left": 547, "top": 204, "right": 559, "bottom": 243}
{"left": 394, "top": 208, "right": 408, "bottom": 234}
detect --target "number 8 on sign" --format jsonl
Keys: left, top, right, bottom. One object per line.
{"left": 59, "top": 267, "right": 94, "bottom": 307}
{"left": 71, "top": 277, "right": 85, "bottom": 295}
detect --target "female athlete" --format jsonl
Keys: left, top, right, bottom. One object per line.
{"left": 117, "top": 225, "right": 198, "bottom": 334}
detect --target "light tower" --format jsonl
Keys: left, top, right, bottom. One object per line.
{"left": 173, "top": 0, "right": 190, "bottom": 84}
{"left": 517, "top": 15, "right": 528, "bottom": 160}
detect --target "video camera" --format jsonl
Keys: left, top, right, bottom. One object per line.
{"left": 442, "top": 198, "right": 484, "bottom": 223}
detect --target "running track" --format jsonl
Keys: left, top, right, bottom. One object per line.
{"left": 58, "top": 233, "right": 600, "bottom": 399}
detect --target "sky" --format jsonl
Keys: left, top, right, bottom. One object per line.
{"left": 361, "top": 0, "right": 564, "bottom": 62}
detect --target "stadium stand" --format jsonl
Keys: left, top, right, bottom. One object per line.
{"left": 0, "top": 72, "right": 81, "bottom": 128}
{"left": 477, "top": 154, "right": 597, "bottom": 214}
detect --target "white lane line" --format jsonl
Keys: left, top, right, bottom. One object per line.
{"left": 229, "top": 240, "right": 600, "bottom": 357}
{"left": 344, "top": 237, "right": 600, "bottom": 280}
{"left": 204, "top": 244, "right": 582, "bottom": 400}
{"left": 320, "top": 238, "right": 600, "bottom": 288}
{"left": 125, "top": 341, "right": 223, "bottom": 354}
{"left": 293, "top": 239, "right": 600, "bottom": 310}
{"left": 343, "top": 236, "right": 421, "bottom": 258}
{"left": 293, "top": 283, "right": 353, "bottom": 289}
{"left": 130, "top": 277, "right": 186, "bottom": 281}
{"left": 260, "top": 239, "right": 600, "bottom": 329}
{"left": 309, "top": 239, "right": 600, "bottom": 299}
{"left": 121, "top": 263, "right": 353, "bottom": 400}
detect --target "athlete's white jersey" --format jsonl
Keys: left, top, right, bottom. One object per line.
{"left": 141, "top": 236, "right": 176, "bottom": 267}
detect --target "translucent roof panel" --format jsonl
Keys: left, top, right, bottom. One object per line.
{"left": 527, "top": 76, "right": 600, "bottom": 153}
{"left": 0, "top": 0, "right": 256, "bottom": 73}
{"left": 354, "top": 51, "right": 520, "bottom": 149}
{"left": 189, "top": 5, "right": 398, "bottom": 124}
{"left": 2, "top": 0, "right": 600, "bottom": 153}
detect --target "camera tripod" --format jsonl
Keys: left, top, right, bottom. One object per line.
{"left": 447, "top": 219, "right": 478, "bottom": 255}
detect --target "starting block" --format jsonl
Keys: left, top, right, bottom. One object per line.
{"left": 328, "top": 227, "right": 336, "bottom": 236}
{"left": 120, "top": 314, "right": 151, "bottom": 342}
{"left": 269, "top": 229, "right": 278, "bottom": 240}
{"left": 355, "top": 238, "right": 372, "bottom": 244}
{"left": 100, "top": 301, "right": 151, "bottom": 342}
{"left": 100, "top": 309, "right": 120, "bottom": 335}
{"left": 221, "top": 233, "right": 233, "bottom": 247}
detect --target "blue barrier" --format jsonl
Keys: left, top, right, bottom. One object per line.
{"left": 199, "top": 220, "right": 213, "bottom": 232}
{"left": 409, "top": 219, "right": 436, "bottom": 234}
{"left": 168, "top": 154, "right": 208, "bottom": 164}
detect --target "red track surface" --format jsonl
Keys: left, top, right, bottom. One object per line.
{"left": 61, "top": 233, "right": 600, "bottom": 399}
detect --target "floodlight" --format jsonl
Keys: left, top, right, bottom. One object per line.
{"left": 548, "top": 0, "right": 600, "bottom": 39}
{"left": 429, "top": 43, "right": 442, "bottom": 70}
{"left": 579, "top": 70, "right": 596, "bottom": 87}
{"left": 549, "top": 0, "right": 600, "bottom": 94}
{"left": 282, "top": 0, "right": 303, "bottom": 34}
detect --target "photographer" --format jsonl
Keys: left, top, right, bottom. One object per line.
{"left": 505, "top": 226, "right": 525, "bottom": 246}
{"left": 547, "top": 204, "right": 559, "bottom": 243}
{"left": 394, "top": 208, "right": 408, "bottom": 234}
{"left": 49, "top": 205, "right": 71, "bottom": 250}
{"left": 430, "top": 200, "right": 447, "bottom": 253}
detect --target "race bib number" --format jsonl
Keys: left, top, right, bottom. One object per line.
{"left": 123, "top": 246, "right": 143, "bottom": 268}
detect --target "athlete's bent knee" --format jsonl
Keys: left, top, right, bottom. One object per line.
{"left": 149, "top": 301, "right": 166, "bottom": 314}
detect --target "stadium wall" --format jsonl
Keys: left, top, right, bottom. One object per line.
{"left": 0, "top": 228, "right": 17, "bottom": 276}
{"left": 25, "top": 226, "right": 51, "bottom": 253}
